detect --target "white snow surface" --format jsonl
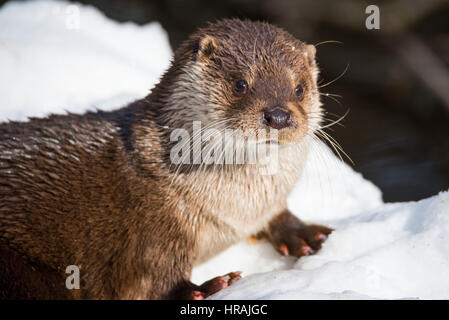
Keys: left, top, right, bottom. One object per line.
{"left": 1, "top": 0, "right": 448, "bottom": 300}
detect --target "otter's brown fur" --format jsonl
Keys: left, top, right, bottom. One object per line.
{"left": 0, "top": 19, "right": 330, "bottom": 299}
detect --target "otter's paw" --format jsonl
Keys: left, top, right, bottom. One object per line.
{"left": 263, "top": 210, "right": 333, "bottom": 258}
{"left": 276, "top": 223, "right": 333, "bottom": 257}
{"left": 191, "top": 271, "right": 242, "bottom": 300}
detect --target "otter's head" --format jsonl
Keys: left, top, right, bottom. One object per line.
{"left": 152, "top": 19, "right": 321, "bottom": 147}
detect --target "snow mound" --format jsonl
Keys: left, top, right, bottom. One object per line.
{"left": 0, "top": 0, "right": 171, "bottom": 121}
{"left": 1, "top": 0, "right": 448, "bottom": 300}
{"left": 205, "top": 191, "right": 449, "bottom": 299}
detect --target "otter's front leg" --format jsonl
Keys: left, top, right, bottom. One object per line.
{"left": 257, "top": 209, "right": 333, "bottom": 257}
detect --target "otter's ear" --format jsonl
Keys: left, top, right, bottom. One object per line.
{"left": 196, "top": 35, "right": 217, "bottom": 60}
{"left": 305, "top": 44, "right": 316, "bottom": 66}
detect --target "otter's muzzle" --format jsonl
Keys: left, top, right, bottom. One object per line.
{"left": 262, "top": 105, "right": 293, "bottom": 130}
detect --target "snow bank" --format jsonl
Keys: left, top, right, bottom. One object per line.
{"left": 203, "top": 191, "right": 449, "bottom": 299}
{"left": 0, "top": 0, "right": 171, "bottom": 121}
{"left": 1, "top": 0, "right": 448, "bottom": 300}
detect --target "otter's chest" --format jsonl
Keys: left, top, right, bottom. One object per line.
{"left": 190, "top": 166, "right": 301, "bottom": 264}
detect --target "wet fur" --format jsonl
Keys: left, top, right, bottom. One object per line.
{"left": 0, "top": 19, "right": 321, "bottom": 299}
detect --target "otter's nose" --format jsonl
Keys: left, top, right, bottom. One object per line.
{"left": 262, "top": 106, "right": 292, "bottom": 130}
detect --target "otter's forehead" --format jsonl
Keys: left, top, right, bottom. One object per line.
{"left": 201, "top": 19, "right": 299, "bottom": 49}
{"left": 195, "top": 19, "right": 309, "bottom": 74}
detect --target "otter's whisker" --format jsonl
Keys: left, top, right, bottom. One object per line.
{"left": 318, "top": 63, "right": 349, "bottom": 89}
{"left": 319, "top": 107, "right": 350, "bottom": 130}
{"left": 314, "top": 40, "right": 344, "bottom": 47}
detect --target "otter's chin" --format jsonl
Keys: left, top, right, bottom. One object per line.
{"left": 274, "top": 129, "right": 309, "bottom": 146}
{"left": 256, "top": 138, "right": 303, "bottom": 148}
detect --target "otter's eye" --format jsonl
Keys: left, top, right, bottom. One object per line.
{"left": 295, "top": 84, "right": 304, "bottom": 100}
{"left": 233, "top": 79, "right": 248, "bottom": 96}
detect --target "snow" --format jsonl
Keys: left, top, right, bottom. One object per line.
{"left": 1, "top": 0, "right": 448, "bottom": 300}
{"left": 202, "top": 191, "right": 449, "bottom": 299}
{"left": 0, "top": 0, "right": 171, "bottom": 122}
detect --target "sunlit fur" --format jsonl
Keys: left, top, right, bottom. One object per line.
{"left": 140, "top": 19, "right": 323, "bottom": 265}
{"left": 0, "top": 19, "right": 324, "bottom": 299}
{"left": 150, "top": 19, "right": 322, "bottom": 145}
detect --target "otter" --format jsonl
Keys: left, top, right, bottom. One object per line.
{"left": 0, "top": 19, "right": 332, "bottom": 299}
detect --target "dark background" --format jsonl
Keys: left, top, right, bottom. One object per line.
{"left": 3, "top": 0, "right": 449, "bottom": 202}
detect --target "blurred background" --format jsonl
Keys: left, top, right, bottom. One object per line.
{"left": 1, "top": 0, "right": 448, "bottom": 202}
